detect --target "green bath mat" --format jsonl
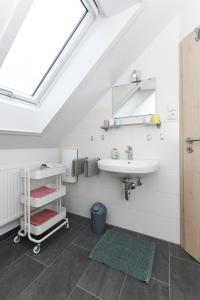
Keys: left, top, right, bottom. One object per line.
{"left": 89, "top": 229, "right": 155, "bottom": 283}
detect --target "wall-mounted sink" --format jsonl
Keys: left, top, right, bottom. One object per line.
{"left": 98, "top": 159, "right": 159, "bottom": 177}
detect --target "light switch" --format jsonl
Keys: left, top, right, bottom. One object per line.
{"left": 168, "top": 105, "right": 176, "bottom": 120}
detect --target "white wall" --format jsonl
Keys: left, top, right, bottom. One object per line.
{"left": 61, "top": 16, "right": 180, "bottom": 243}
{"left": 0, "top": 148, "right": 59, "bottom": 166}
{"left": 180, "top": 0, "right": 200, "bottom": 40}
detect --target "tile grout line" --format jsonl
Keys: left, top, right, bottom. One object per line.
{"left": 117, "top": 274, "right": 127, "bottom": 300}
{"left": 22, "top": 241, "right": 71, "bottom": 270}
{"left": 4, "top": 217, "right": 192, "bottom": 300}
{"left": 28, "top": 226, "right": 88, "bottom": 270}
{"left": 16, "top": 231, "right": 90, "bottom": 299}
{"left": 68, "top": 218, "right": 89, "bottom": 229}
{"left": 0, "top": 252, "right": 34, "bottom": 279}
{"left": 4, "top": 231, "right": 19, "bottom": 242}
{"left": 66, "top": 262, "right": 93, "bottom": 300}
{"left": 71, "top": 213, "right": 172, "bottom": 246}
{"left": 54, "top": 215, "right": 181, "bottom": 248}
{"left": 72, "top": 241, "right": 92, "bottom": 252}
{"left": 25, "top": 253, "right": 47, "bottom": 268}
{"left": 44, "top": 232, "right": 89, "bottom": 269}
{"left": 0, "top": 227, "right": 20, "bottom": 243}
{"left": 16, "top": 265, "right": 48, "bottom": 300}
{"left": 68, "top": 221, "right": 88, "bottom": 233}
{"left": 1, "top": 219, "right": 85, "bottom": 269}
{"left": 78, "top": 285, "right": 102, "bottom": 300}
{"left": 151, "top": 277, "right": 169, "bottom": 286}
{"left": 19, "top": 225, "right": 171, "bottom": 298}
{"left": 168, "top": 249, "right": 200, "bottom": 300}
{"left": 16, "top": 241, "right": 86, "bottom": 299}
{"left": 170, "top": 253, "right": 199, "bottom": 266}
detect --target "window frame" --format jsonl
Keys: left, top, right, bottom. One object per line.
{"left": 0, "top": 0, "right": 98, "bottom": 105}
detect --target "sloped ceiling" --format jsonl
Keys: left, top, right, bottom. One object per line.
{"left": 0, "top": 0, "right": 181, "bottom": 148}
{"left": 0, "top": 1, "right": 142, "bottom": 135}
{"left": 95, "top": 0, "right": 139, "bottom": 16}
{"left": 0, "top": 0, "right": 33, "bottom": 67}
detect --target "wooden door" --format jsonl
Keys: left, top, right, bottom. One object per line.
{"left": 180, "top": 29, "right": 200, "bottom": 262}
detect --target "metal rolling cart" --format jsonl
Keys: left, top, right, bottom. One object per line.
{"left": 13, "top": 163, "right": 69, "bottom": 254}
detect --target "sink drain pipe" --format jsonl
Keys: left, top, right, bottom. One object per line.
{"left": 123, "top": 177, "right": 142, "bottom": 200}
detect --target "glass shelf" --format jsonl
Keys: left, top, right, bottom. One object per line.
{"left": 101, "top": 121, "right": 161, "bottom": 131}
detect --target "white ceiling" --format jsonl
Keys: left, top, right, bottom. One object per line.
{"left": 0, "top": 1, "right": 143, "bottom": 135}
{"left": 0, "top": 0, "right": 181, "bottom": 148}
{"left": 96, "top": 0, "right": 140, "bottom": 16}
{"left": 0, "top": 0, "right": 33, "bottom": 68}
{"left": 0, "top": 0, "right": 18, "bottom": 37}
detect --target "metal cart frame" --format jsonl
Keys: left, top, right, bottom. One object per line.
{"left": 14, "top": 167, "right": 69, "bottom": 254}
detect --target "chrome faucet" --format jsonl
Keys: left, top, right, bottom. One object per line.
{"left": 126, "top": 146, "right": 133, "bottom": 160}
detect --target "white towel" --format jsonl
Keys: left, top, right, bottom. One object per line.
{"left": 61, "top": 149, "right": 78, "bottom": 183}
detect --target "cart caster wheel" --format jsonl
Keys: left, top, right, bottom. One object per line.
{"left": 33, "top": 244, "right": 41, "bottom": 254}
{"left": 65, "top": 222, "right": 69, "bottom": 229}
{"left": 13, "top": 235, "right": 21, "bottom": 243}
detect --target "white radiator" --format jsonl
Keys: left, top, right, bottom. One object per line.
{"left": 0, "top": 168, "right": 23, "bottom": 227}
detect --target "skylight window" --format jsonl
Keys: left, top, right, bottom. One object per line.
{"left": 0, "top": 0, "right": 97, "bottom": 103}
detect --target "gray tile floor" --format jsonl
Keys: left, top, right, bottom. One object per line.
{"left": 0, "top": 213, "right": 200, "bottom": 300}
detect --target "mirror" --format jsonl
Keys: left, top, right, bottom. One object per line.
{"left": 112, "top": 78, "right": 156, "bottom": 119}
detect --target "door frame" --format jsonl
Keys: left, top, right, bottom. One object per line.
{"left": 180, "top": 36, "right": 184, "bottom": 247}
{"left": 180, "top": 29, "right": 198, "bottom": 248}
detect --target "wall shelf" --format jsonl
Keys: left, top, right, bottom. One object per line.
{"left": 101, "top": 121, "right": 161, "bottom": 131}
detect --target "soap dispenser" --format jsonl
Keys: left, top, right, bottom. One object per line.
{"left": 111, "top": 148, "right": 119, "bottom": 160}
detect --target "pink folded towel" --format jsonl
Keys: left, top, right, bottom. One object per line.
{"left": 31, "top": 209, "right": 58, "bottom": 226}
{"left": 30, "top": 186, "right": 56, "bottom": 198}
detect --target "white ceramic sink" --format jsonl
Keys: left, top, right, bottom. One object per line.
{"left": 98, "top": 159, "right": 159, "bottom": 177}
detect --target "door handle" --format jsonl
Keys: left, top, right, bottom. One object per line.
{"left": 185, "top": 137, "right": 200, "bottom": 144}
